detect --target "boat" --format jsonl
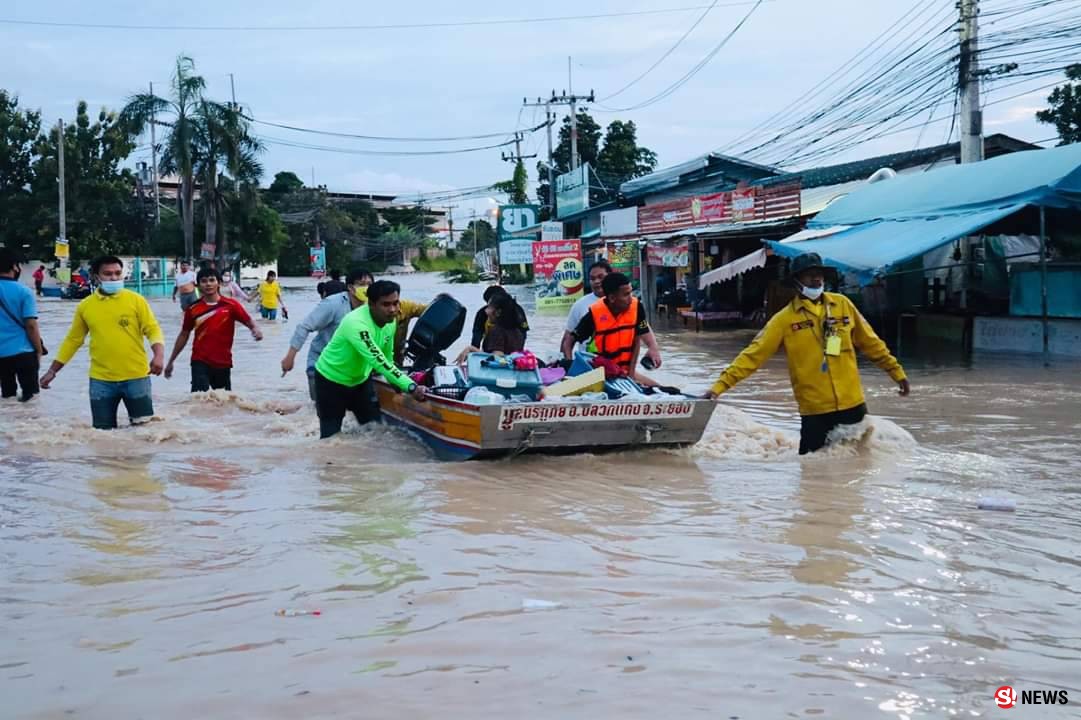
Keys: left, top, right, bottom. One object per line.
{"left": 374, "top": 378, "right": 717, "bottom": 461}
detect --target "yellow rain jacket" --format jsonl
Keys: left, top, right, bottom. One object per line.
{"left": 710, "top": 292, "right": 906, "bottom": 417}
{"left": 394, "top": 299, "right": 428, "bottom": 364}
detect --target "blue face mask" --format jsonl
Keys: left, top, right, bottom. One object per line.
{"left": 99, "top": 279, "right": 125, "bottom": 295}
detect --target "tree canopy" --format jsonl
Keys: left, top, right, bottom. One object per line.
{"left": 1037, "top": 64, "right": 1081, "bottom": 145}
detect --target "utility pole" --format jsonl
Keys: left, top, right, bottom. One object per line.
{"left": 524, "top": 81, "right": 595, "bottom": 214}
{"left": 958, "top": 0, "right": 983, "bottom": 164}
{"left": 57, "top": 119, "right": 66, "bottom": 243}
{"left": 149, "top": 82, "right": 160, "bottom": 226}
{"left": 229, "top": 73, "right": 240, "bottom": 193}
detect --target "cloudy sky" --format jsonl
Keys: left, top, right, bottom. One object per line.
{"left": 2, "top": 0, "right": 1067, "bottom": 214}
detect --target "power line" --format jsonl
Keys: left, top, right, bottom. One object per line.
{"left": 257, "top": 134, "right": 516, "bottom": 156}
{"left": 600, "top": 0, "right": 720, "bottom": 102}
{"left": 0, "top": 3, "right": 774, "bottom": 32}
{"left": 597, "top": 0, "right": 765, "bottom": 113}
{"left": 245, "top": 115, "right": 549, "bottom": 143}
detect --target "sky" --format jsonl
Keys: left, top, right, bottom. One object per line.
{"left": 1, "top": 0, "right": 1067, "bottom": 217}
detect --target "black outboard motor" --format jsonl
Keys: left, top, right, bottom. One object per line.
{"left": 404, "top": 293, "right": 466, "bottom": 371}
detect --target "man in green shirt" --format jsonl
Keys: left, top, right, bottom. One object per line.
{"left": 314, "top": 279, "right": 427, "bottom": 438}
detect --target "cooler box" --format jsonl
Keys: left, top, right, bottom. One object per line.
{"left": 465, "top": 353, "right": 543, "bottom": 400}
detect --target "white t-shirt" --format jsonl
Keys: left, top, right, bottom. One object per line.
{"left": 565, "top": 292, "right": 603, "bottom": 333}
{"left": 175, "top": 270, "right": 197, "bottom": 290}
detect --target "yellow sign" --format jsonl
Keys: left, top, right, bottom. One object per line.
{"left": 55, "top": 241, "right": 69, "bottom": 258}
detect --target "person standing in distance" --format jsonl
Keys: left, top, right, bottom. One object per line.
{"left": 172, "top": 259, "right": 198, "bottom": 311}
{"left": 0, "top": 248, "right": 46, "bottom": 401}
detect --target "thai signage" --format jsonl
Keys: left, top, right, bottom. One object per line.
{"left": 556, "top": 164, "right": 589, "bottom": 219}
{"left": 637, "top": 181, "right": 802, "bottom": 234}
{"left": 646, "top": 240, "right": 689, "bottom": 267}
{"left": 606, "top": 241, "right": 640, "bottom": 291}
{"left": 499, "top": 400, "right": 695, "bottom": 430}
{"left": 540, "top": 221, "right": 564, "bottom": 241}
{"left": 498, "top": 204, "right": 539, "bottom": 265}
{"left": 533, "top": 239, "right": 584, "bottom": 311}
{"left": 309, "top": 246, "right": 326, "bottom": 277}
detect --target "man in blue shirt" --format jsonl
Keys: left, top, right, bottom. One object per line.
{"left": 0, "top": 248, "right": 46, "bottom": 402}
{"left": 280, "top": 268, "right": 372, "bottom": 400}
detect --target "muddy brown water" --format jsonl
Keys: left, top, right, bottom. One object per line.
{"left": 3, "top": 274, "right": 1080, "bottom": 718}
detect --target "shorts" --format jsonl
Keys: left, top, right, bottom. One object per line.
{"left": 89, "top": 377, "right": 155, "bottom": 430}
{"left": 799, "top": 403, "right": 867, "bottom": 455}
{"left": 260, "top": 306, "right": 278, "bottom": 320}
{"left": 179, "top": 291, "right": 198, "bottom": 311}
{"left": 191, "top": 361, "right": 231, "bottom": 392}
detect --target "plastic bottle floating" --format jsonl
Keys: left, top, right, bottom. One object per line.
{"left": 275, "top": 609, "right": 322, "bottom": 617}
{"left": 977, "top": 498, "right": 1017, "bottom": 512}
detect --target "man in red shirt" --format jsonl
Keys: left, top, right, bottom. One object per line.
{"left": 164, "top": 267, "right": 263, "bottom": 392}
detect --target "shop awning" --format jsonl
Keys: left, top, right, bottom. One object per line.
{"left": 765, "top": 204, "right": 1024, "bottom": 284}
{"left": 698, "top": 248, "right": 768, "bottom": 289}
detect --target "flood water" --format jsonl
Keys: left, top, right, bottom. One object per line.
{"left": 3, "top": 273, "right": 1080, "bottom": 719}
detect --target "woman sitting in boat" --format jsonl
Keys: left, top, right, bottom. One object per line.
{"left": 457, "top": 291, "right": 526, "bottom": 362}
{"left": 470, "top": 286, "right": 528, "bottom": 348}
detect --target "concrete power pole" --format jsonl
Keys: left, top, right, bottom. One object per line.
{"left": 959, "top": 0, "right": 983, "bottom": 164}
{"left": 524, "top": 82, "right": 595, "bottom": 216}
{"left": 57, "top": 119, "right": 66, "bottom": 243}
{"left": 569, "top": 57, "right": 578, "bottom": 170}
{"left": 546, "top": 107, "right": 555, "bottom": 212}
{"left": 149, "top": 82, "right": 160, "bottom": 227}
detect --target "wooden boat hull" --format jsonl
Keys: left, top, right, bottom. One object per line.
{"left": 374, "top": 379, "right": 716, "bottom": 461}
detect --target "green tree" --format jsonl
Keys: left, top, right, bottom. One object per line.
{"left": 30, "top": 101, "right": 141, "bottom": 260}
{"left": 492, "top": 160, "right": 529, "bottom": 204}
{"left": 458, "top": 219, "right": 496, "bottom": 253}
{"left": 535, "top": 110, "right": 602, "bottom": 210}
{"left": 268, "top": 170, "right": 304, "bottom": 195}
{"left": 380, "top": 205, "right": 436, "bottom": 237}
{"left": 535, "top": 112, "right": 656, "bottom": 215}
{"left": 1037, "top": 64, "right": 1081, "bottom": 145}
{"left": 0, "top": 90, "right": 41, "bottom": 252}
{"left": 193, "top": 100, "right": 263, "bottom": 263}
{"left": 229, "top": 199, "right": 287, "bottom": 266}
{"left": 597, "top": 120, "right": 658, "bottom": 187}
{"left": 120, "top": 55, "right": 209, "bottom": 260}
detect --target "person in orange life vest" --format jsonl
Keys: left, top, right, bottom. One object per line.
{"left": 562, "top": 272, "right": 655, "bottom": 384}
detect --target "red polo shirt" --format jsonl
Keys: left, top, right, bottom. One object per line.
{"left": 182, "top": 296, "right": 252, "bottom": 368}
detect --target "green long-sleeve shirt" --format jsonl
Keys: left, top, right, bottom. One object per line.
{"left": 314, "top": 305, "right": 412, "bottom": 391}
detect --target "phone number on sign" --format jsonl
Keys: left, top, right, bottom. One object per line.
{"left": 499, "top": 402, "right": 694, "bottom": 430}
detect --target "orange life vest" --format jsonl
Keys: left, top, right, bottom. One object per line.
{"left": 589, "top": 296, "right": 639, "bottom": 371}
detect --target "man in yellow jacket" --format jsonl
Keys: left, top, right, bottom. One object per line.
{"left": 707, "top": 253, "right": 910, "bottom": 454}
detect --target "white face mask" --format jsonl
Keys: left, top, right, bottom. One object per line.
{"left": 799, "top": 283, "right": 824, "bottom": 301}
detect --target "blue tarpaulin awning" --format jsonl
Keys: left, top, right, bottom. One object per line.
{"left": 767, "top": 143, "right": 1081, "bottom": 284}
{"left": 766, "top": 204, "right": 1024, "bottom": 283}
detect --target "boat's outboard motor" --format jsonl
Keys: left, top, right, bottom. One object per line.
{"left": 404, "top": 293, "right": 466, "bottom": 371}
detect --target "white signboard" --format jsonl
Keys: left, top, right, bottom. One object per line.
{"left": 540, "top": 221, "right": 564, "bottom": 241}
{"left": 499, "top": 239, "right": 534, "bottom": 265}
{"left": 601, "top": 206, "right": 639, "bottom": 237}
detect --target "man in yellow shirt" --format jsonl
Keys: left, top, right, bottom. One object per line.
{"left": 707, "top": 253, "right": 910, "bottom": 455}
{"left": 40, "top": 255, "right": 165, "bottom": 429}
{"left": 256, "top": 270, "right": 287, "bottom": 321}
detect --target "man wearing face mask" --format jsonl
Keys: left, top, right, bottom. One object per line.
{"left": 706, "top": 253, "right": 910, "bottom": 455}
{"left": 281, "top": 267, "right": 373, "bottom": 401}
{"left": 40, "top": 256, "right": 165, "bottom": 429}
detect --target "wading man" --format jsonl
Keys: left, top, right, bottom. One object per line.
{"left": 313, "top": 279, "right": 426, "bottom": 438}
{"left": 707, "top": 253, "right": 910, "bottom": 455}
{"left": 164, "top": 267, "right": 263, "bottom": 392}
{"left": 41, "top": 256, "right": 165, "bottom": 429}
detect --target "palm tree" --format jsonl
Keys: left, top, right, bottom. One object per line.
{"left": 193, "top": 100, "right": 263, "bottom": 265}
{"left": 120, "top": 56, "right": 206, "bottom": 260}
